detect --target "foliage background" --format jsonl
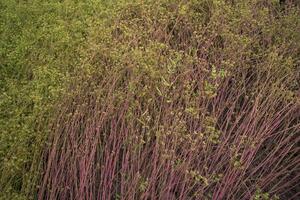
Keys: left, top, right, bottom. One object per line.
{"left": 0, "top": 0, "right": 299, "bottom": 199}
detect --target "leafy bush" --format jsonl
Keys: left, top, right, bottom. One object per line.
{"left": 1, "top": 0, "right": 299, "bottom": 199}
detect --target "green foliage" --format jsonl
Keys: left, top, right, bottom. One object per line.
{"left": 0, "top": 0, "right": 299, "bottom": 199}
{"left": 0, "top": 0, "right": 102, "bottom": 198}
{"left": 254, "top": 188, "right": 280, "bottom": 200}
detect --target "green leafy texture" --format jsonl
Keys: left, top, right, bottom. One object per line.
{"left": 0, "top": 0, "right": 103, "bottom": 198}
{"left": 1, "top": 0, "right": 300, "bottom": 199}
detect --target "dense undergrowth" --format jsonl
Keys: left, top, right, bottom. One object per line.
{"left": 1, "top": 0, "right": 300, "bottom": 199}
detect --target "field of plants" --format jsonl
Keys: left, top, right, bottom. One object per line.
{"left": 1, "top": 0, "right": 300, "bottom": 199}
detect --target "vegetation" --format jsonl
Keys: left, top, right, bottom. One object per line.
{"left": 0, "top": 0, "right": 299, "bottom": 199}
